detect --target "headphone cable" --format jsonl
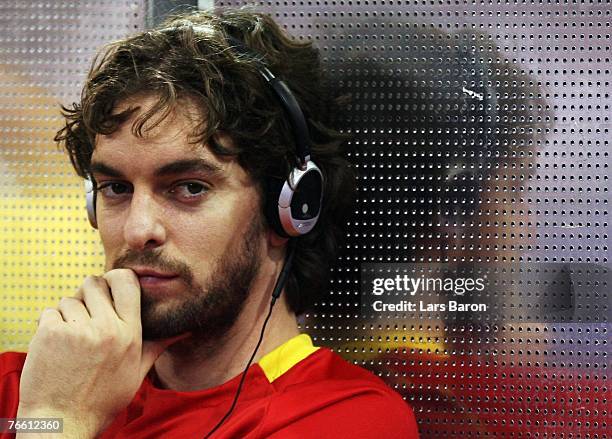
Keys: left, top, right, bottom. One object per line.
{"left": 204, "top": 241, "right": 296, "bottom": 438}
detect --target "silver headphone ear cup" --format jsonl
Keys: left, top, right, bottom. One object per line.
{"left": 277, "top": 161, "right": 323, "bottom": 236}
{"left": 84, "top": 178, "right": 98, "bottom": 229}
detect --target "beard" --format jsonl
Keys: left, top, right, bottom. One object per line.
{"left": 111, "top": 218, "right": 264, "bottom": 341}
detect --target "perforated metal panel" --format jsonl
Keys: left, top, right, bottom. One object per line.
{"left": 215, "top": 1, "right": 610, "bottom": 436}
{"left": 0, "top": 1, "right": 146, "bottom": 350}
{"left": 1, "top": 0, "right": 609, "bottom": 437}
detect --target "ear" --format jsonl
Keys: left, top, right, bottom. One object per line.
{"left": 268, "top": 228, "right": 289, "bottom": 248}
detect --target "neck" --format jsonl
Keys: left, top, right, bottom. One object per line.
{"left": 151, "top": 281, "right": 300, "bottom": 392}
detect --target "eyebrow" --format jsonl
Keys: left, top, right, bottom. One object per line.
{"left": 90, "top": 158, "right": 223, "bottom": 179}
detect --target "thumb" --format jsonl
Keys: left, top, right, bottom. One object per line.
{"left": 140, "top": 333, "right": 192, "bottom": 376}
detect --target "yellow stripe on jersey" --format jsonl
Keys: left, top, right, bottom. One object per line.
{"left": 258, "top": 334, "right": 320, "bottom": 383}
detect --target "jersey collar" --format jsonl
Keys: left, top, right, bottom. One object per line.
{"left": 257, "top": 334, "right": 319, "bottom": 383}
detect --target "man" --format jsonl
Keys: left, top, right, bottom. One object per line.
{"left": 0, "top": 9, "right": 418, "bottom": 438}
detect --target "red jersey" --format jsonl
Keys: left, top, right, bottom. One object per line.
{"left": 0, "top": 334, "right": 418, "bottom": 438}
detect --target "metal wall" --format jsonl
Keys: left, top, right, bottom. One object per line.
{"left": 1, "top": 0, "right": 609, "bottom": 437}
{"left": 0, "top": 2, "right": 146, "bottom": 346}
{"left": 217, "top": 0, "right": 610, "bottom": 436}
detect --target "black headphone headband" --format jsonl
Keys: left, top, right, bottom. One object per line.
{"left": 85, "top": 27, "right": 324, "bottom": 238}
{"left": 225, "top": 35, "right": 311, "bottom": 169}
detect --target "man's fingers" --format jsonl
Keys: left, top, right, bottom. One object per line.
{"left": 57, "top": 297, "right": 91, "bottom": 324}
{"left": 102, "top": 269, "right": 141, "bottom": 325}
{"left": 74, "top": 286, "right": 84, "bottom": 301}
{"left": 81, "top": 275, "right": 115, "bottom": 323}
{"left": 38, "top": 307, "right": 63, "bottom": 326}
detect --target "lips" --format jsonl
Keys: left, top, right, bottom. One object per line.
{"left": 131, "top": 267, "right": 178, "bottom": 279}
{"left": 130, "top": 267, "right": 180, "bottom": 290}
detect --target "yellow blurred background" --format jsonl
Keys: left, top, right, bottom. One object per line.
{"left": 0, "top": 69, "right": 104, "bottom": 351}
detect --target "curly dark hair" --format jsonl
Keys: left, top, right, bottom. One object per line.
{"left": 54, "top": 8, "right": 356, "bottom": 315}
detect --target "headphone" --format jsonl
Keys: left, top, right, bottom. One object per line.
{"left": 85, "top": 33, "right": 324, "bottom": 239}
{"left": 82, "top": 28, "right": 325, "bottom": 438}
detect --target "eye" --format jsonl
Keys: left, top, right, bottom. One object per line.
{"left": 97, "top": 182, "right": 132, "bottom": 198}
{"left": 170, "top": 181, "right": 209, "bottom": 200}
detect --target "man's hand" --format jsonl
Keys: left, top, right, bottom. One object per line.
{"left": 16, "top": 269, "right": 179, "bottom": 438}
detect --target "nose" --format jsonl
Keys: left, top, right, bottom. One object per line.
{"left": 123, "top": 189, "right": 167, "bottom": 250}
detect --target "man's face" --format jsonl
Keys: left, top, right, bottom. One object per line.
{"left": 91, "top": 95, "right": 266, "bottom": 340}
